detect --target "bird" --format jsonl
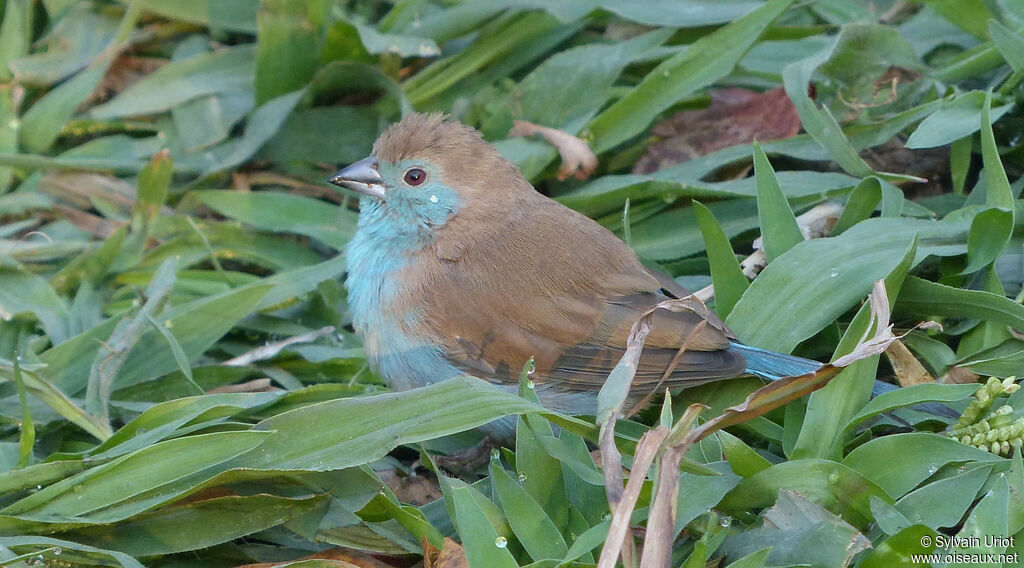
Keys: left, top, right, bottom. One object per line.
{"left": 329, "top": 113, "right": 823, "bottom": 438}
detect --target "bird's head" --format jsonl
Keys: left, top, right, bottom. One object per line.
{"left": 329, "top": 113, "right": 529, "bottom": 232}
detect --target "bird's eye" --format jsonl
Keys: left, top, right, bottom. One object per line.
{"left": 404, "top": 168, "right": 426, "bottom": 186}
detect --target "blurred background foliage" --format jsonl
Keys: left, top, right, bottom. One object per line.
{"left": 0, "top": 0, "right": 1023, "bottom": 566}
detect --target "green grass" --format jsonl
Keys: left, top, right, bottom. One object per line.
{"left": 0, "top": 0, "right": 1022, "bottom": 566}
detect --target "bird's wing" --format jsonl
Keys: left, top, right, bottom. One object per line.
{"left": 406, "top": 195, "right": 747, "bottom": 391}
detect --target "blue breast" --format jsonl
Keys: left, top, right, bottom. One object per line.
{"left": 345, "top": 200, "right": 463, "bottom": 391}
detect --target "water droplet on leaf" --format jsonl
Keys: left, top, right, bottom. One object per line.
{"left": 829, "top": 268, "right": 839, "bottom": 278}
{"left": 495, "top": 537, "right": 507, "bottom": 548}
{"left": 719, "top": 516, "right": 732, "bottom": 527}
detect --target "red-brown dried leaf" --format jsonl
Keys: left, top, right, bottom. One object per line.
{"left": 423, "top": 537, "right": 469, "bottom": 568}
{"left": 508, "top": 120, "right": 598, "bottom": 180}
{"left": 88, "top": 55, "right": 167, "bottom": 106}
{"left": 380, "top": 469, "right": 442, "bottom": 506}
{"left": 634, "top": 87, "right": 800, "bottom": 174}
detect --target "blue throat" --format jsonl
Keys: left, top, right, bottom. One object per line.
{"left": 345, "top": 193, "right": 463, "bottom": 393}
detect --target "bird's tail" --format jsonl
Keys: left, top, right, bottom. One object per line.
{"left": 731, "top": 341, "right": 959, "bottom": 418}
{"left": 730, "top": 341, "right": 823, "bottom": 381}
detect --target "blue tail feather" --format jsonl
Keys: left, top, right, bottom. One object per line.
{"left": 730, "top": 341, "right": 823, "bottom": 381}
{"left": 731, "top": 341, "right": 959, "bottom": 419}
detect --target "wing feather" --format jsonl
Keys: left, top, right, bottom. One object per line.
{"left": 402, "top": 193, "right": 747, "bottom": 389}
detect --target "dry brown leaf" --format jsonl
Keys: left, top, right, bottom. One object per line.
{"left": 596, "top": 295, "right": 717, "bottom": 568}
{"left": 719, "top": 201, "right": 844, "bottom": 287}
{"left": 832, "top": 281, "right": 942, "bottom": 369}
{"left": 508, "top": 120, "right": 598, "bottom": 181}
{"left": 423, "top": 537, "right": 469, "bottom": 568}
{"left": 594, "top": 291, "right": 717, "bottom": 568}
{"left": 942, "top": 365, "right": 980, "bottom": 385}
{"left": 634, "top": 86, "right": 800, "bottom": 174}
{"left": 223, "top": 326, "right": 336, "bottom": 367}
{"left": 379, "top": 469, "right": 442, "bottom": 506}
{"left": 598, "top": 416, "right": 630, "bottom": 567}
{"left": 89, "top": 55, "right": 167, "bottom": 106}
{"left": 206, "top": 378, "right": 279, "bottom": 394}
{"left": 884, "top": 339, "right": 934, "bottom": 386}
{"left": 233, "top": 171, "right": 252, "bottom": 193}
{"left": 177, "top": 486, "right": 236, "bottom": 505}
{"left": 625, "top": 320, "right": 707, "bottom": 418}
{"left": 639, "top": 405, "right": 705, "bottom": 568}
{"left": 832, "top": 280, "right": 898, "bottom": 367}
{"left": 39, "top": 172, "right": 137, "bottom": 211}
{"left": 597, "top": 426, "right": 669, "bottom": 568}
{"left": 53, "top": 204, "right": 123, "bottom": 239}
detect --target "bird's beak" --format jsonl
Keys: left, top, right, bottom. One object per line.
{"left": 329, "top": 157, "right": 385, "bottom": 199}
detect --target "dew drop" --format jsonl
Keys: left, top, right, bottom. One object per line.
{"left": 527, "top": 380, "right": 535, "bottom": 390}
{"left": 27, "top": 556, "right": 44, "bottom": 567}
{"left": 35, "top": 484, "right": 41, "bottom": 490}
{"left": 378, "top": 486, "right": 387, "bottom": 495}
{"left": 829, "top": 268, "right": 839, "bottom": 278}
{"left": 927, "top": 464, "right": 939, "bottom": 474}
{"left": 828, "top": 471, "right": 840, "bottom": 484}
{"left": 429, "top": 195, "right": 439, "bottom": 203}
{"left": 518, "top": 473, "right": 527, "bottom": 482}
{"left": 528, "top": 360, "right": 536, "bottom": 375}
{"left": 53, "top": 547, "right": 62, "bottom": 556}
{"left": 719, "top": 516, "right": 732, "bottom": 527}
{"left": 495, "top": 536, "right": 508, "bottom": 548}
{"left": 73, "top": 484, "right": 84, "bottom": 493}
{"left": 491, "top": 448, "right": 501, "bottom": 460}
